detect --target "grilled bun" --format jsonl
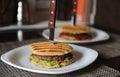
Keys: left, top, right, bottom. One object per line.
{"left": 58, "top": 24, "right": 90, "bottom": 34}
{"left": 30, "top": 41, "right": 73, "bottom": 56}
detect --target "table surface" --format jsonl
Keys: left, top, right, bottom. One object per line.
{"left": 0, "top": 32, "right": 120, "bottom": 77}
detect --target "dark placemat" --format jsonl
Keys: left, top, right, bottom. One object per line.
{"left": 0, "top": 38, "right": 120, "bottom": 77}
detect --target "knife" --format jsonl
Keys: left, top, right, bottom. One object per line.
{"left": 48, "top": 0, "right": 57, "bottom": 41}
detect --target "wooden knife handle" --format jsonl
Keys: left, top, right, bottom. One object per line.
{"left": 73, "top": 0, "right": 77, "bottom": 25}
{"left": 48, "top": 0, "right": 57, "bottom": 28}
{"left": 73, "top": 0, "right": 77, "bottom": 13}
{"left": 73, "top": 0, "right": 77, "bottom": 12}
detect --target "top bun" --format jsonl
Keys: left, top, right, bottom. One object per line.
{"left": 30, "top": 41, "right": 73, "bottom": 56}
{"left": 58, "top": 24, "right": 90, "bottom": 34}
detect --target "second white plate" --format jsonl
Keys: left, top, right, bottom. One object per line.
{"left": 42, "top": 27, "right": 110, "bottom": 43}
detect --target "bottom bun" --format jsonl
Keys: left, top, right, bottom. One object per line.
{"left": 29, "top": 55, "right": 74, "bottom": 68}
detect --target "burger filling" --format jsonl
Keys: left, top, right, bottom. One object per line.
{"left": 59, "top": 32, "right": 92, "bottom": 41}
{"left": 29, "top": 53, "right": 73, "bottom": 67}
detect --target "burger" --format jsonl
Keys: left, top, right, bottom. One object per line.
{"left": 58, "top": 25, "right": 92, "bottom": 41}
{"left": 29, "top": 41, "right": 74, "bottom": 68}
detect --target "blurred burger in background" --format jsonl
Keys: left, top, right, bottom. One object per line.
{"left": 58, "top": 25, "right": 92, "bottom": 41}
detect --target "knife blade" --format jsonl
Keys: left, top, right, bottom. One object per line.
{"left": 48, "top": 0, "right": 57, "bottom": 41}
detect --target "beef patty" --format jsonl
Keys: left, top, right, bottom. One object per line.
{"left": 31, "top": 53, "right": 73, "bottom": 61}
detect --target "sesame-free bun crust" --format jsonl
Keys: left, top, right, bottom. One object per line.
{"left": 58, "top": 24, "right": 90, "bottom": 34}
{"left": 30, "top": 41, "right": 73, "bottom": 56}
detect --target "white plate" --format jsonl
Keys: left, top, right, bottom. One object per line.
{"left": 1, "top": 44, "right": 98, "bottom": 74}
{"left": 42, "top": 27, "right": 110, "bottom": 43}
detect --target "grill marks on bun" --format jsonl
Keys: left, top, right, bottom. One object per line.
{"left": 30, "top": 42, "right": 73, "bottom": 56}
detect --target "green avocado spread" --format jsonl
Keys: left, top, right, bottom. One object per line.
{"left": 30, "top": 56, "right": 72, "bottom": 66}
